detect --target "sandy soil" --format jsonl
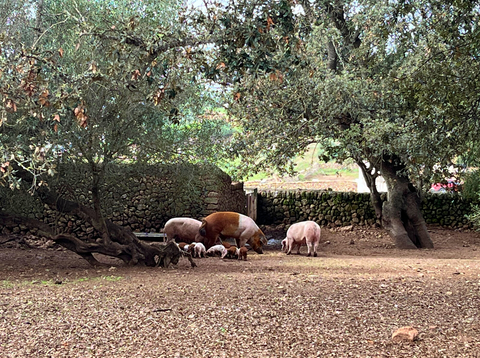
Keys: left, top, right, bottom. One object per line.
{"left": 1, "top": 226, "right": 480, "bottom": 357}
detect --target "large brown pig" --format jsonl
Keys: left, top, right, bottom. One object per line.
{"left": 163, "top": 217, "right": 204, "bottom": 244}
{"left": 285, "top": 221, "right": 321, "bottom": 257}
{"left": 199, "top": 212, "right": 267, "bottom": 253}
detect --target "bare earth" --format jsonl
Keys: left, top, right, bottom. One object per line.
{"left": 245, "top": 174, "right": 357, "bottom": 192}
{"left": 1, "top": 226, "right": 480, "bottom": 358}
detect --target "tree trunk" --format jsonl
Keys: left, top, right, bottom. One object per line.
{"left": 90, "top": 163, "right": 113, "bottom": 244}
{"left": 0, "top": 210, "right": 196, "bottom": 268}
{"left": 35, "top": 0, "right": 44, "bottom": 36}
{"left": 356, "top": 160, "right": 382, "bottom": 223}
{"left": 6, "top": 164, "right": 196, "bottom": 267}
{"left": 379, "top": 156, "right": 434, "bottom": 249}
{"left": 36, "top": 185, "right": 196, "bottom": 267}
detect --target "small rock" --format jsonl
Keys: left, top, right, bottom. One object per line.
{"left": 349, "top": 239, "right": 355, "bottom": 245}
{"left": 392, "top": 326, "right": 419, "bottom": 342}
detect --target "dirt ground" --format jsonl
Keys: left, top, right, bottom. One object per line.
{"left": 1, "top": 226, "right": 480, "bottom": 358}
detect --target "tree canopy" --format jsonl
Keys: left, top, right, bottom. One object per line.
{"left": 0, "top": 0, "right": 230, "bottom": 185}
{"left": 0, "top": 0, "right": 225, "bottom": 265}
{"left": 198, "top": 0, "right": 480, "bottom": 248}
{"left": 203, "top": 0, "right": 480, "bottom": 179}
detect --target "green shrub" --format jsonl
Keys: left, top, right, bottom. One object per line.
{"left": 467, "top": 202, "right": 480, "bottom": 230}
{"left": 462, "top": 169, "right": 480, "bottom": 200}
{"left": 464, "top": 169, "right": 480, "bottom": 229}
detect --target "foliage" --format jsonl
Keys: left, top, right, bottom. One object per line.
{"left": 0, "top": 0, "right": 231, "bottom": 191}
{"left": 467, "top": 202, "right": 480, "bottom": 230}
{"left": 0, "top": 0, "right": 236, "bottom": 264}
{"left": 462, "top": 169, "right": 480, "bottom": 200}
{"left": 204, "top": 0, "right": 480, "bottom": 187}
{"left": 464, "top": 169, "right": 480, "bottom": 229}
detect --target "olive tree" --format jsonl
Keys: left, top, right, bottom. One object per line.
{"left": 0, "top": 0, "right": 226, "bottom": 266}
{"left": 203, "top": 0, "right": 480, "bottom": 248}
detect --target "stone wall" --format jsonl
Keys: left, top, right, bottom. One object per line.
{"left": 0, "top": 163, "right": 246, "bottom": 239}
{"left": 257, "top": 190, "right": 475, "bottom": 229}
{"left": 2, "top": 169, "right": 476, "bottom": 240}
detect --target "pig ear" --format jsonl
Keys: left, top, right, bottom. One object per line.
{"left": 261, "top": 235, "right": 268, "bottom": 245}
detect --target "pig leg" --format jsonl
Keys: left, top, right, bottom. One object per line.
{"left": 237, "top": 233, "right": 249, "bottom": 249}
{"left": 286, "top": 238, "right": 292, "bottom": 255}
{"left": 313, "top": 241, "right": 318, "bottom": 257}
{"left": 296, "top": 242, "right": 301, "bottom": 255}
{"left": 306, "top": 241, "right": 313, "bottom": 257}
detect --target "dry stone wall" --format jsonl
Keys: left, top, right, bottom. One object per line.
{"left": 2, "top": 168, "right": 477, "bottom": 240}
{"left": 0, "top": 163, "right": 246, "bottom": 239}
{"left": 257, "top": 190, "right": 476, "bottom": 229}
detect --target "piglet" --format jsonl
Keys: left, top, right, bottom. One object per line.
{"left": 238, "top": 246, "right": 248, "bottom": 261}
{"left": 193, "top": 243, "right": 207, "bottom": 258}
{"left": 206, "top": 244, "right": 227, "bottom": 258}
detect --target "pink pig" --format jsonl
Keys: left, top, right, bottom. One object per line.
{"left": 163, "top": 218, "right": 204, "bottom": 244}
{"left": 285, "top": 221, "right": 321, "bottom": 257}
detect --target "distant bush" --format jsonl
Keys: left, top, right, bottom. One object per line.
{"left": 464, "top": 169, "right": 480, "bottom": 230}
{"left": 467, "top": 204, "right": 480, "bottom": 231}
{"left": 462, "top": 169, "right": 480, "bottom": 200}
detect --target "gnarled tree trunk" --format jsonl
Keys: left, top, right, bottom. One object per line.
{"left": 0, "top": 207, "right": 196, "bottom": 268}
{"left": 4, "top": 165, "right": 196, "bottom": 268}
{"left": 377, "top": 156, "right": 434, "bottom": 249}
{"left": 36, "top": 185, "right": 196, "bottom": 267}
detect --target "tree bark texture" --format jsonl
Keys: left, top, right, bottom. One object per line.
{"left": 379, "top": 156, "right": 434, "bottom": 249}
{"left": 37, "top": 185, "right": 196, "bottom": 266}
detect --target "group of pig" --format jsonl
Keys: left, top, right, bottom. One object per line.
{"left": 163, "top": 211, "right": 322, "bottom": 260}
{"left": 177, "top": 241, "right": 249, "bottom": 261}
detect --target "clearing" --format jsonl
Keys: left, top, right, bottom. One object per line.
{"left": 1, "top": 226, "right": 479, "bottom": 357}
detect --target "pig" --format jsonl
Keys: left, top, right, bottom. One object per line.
{"left": 285, "top": 221, "right": 321, "bottom": 257}
{"left": 177, "top": 242, "right": 189, "bottom": 250}
{"left": 222, "top": 241, "right": 233, "bottom": 249}
{"left": 206, "top": 244, "right": 228, "bottom": 257}
{"left": 282, "top": 238, "right": 301, "bottom": 254}
{"left": 199, "top": 212, "right": 267, "bottom": 253}
{"left": 163, "top": 218, "right": 204, "bottom": 244}
{"left": 238, "top": 246, "right": 248, "bottom": 261}
{"left": 193, "top": 242, "right": 207, "bottom": 258}
{"left": 187, "top": 243, "right": 196, "bottom": 255}
{"left": 222, "top": 245, "right": 238, "bottom": 259}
